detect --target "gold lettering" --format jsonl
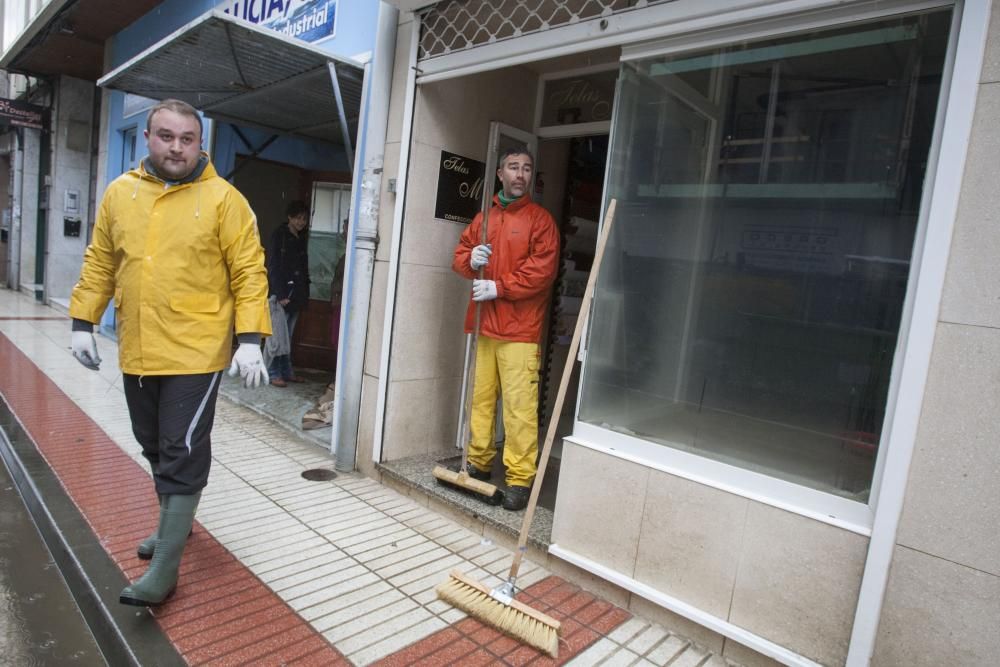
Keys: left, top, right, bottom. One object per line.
{"left": 442, "top": 156, "right": 470, "bottom": 174}
{"left": 459, "top": 176, "right": 483, "bottom": 200}
{"left": 549, "top": 79, "right": 604, "bottom": 108}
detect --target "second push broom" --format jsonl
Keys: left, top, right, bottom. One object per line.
{"left": 436, "top": 198, "right": 619, "bottom": 658}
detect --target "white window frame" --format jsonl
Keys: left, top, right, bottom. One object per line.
{"left": 311, "top": 181, "right": 352, "bottom": 235}
{"left": 568, "top": 0, "right": 969, "bottom": 536}
{"left": 533, "top": 63, "right": 617, "bottom": 139}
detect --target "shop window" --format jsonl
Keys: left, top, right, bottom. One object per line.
{"left": 578, "top": 9, "right": 952, "bottom": 503}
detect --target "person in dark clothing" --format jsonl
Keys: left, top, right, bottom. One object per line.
{"left": 266, "top": 200, "right": 311, "bottom": 387}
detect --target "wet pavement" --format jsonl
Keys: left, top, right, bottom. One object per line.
{"left": 0, "top": 288, "right": 737, "bottom": 666}
{"left": 0, "top": 451, "right": 106, "bottom": 666}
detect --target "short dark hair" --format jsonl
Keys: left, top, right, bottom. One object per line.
{"left": 147, "top": 99, "right": 203, "bottom": 138}
{"left": 286, "top": 200, "right": 309, "bottom": 218}
{"left": 498, "top": 147, "right": 534, "bottom": 169}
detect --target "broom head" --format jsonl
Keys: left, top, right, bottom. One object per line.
{"left": 432, "top": 465, "right": 504, "bottom": 505}
{"left": 437, "top": 569, "right": 560, "bottom": 658}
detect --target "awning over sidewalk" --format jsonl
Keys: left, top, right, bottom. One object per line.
{"left": 97, "top": 10, "right": 364, "bottom": 157}
{"left": 0, "top": 0, "right": 164, "bottom": 81}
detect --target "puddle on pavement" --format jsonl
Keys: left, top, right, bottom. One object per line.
{"left": 0, "top": 458, "right": 106, "bottom": 665}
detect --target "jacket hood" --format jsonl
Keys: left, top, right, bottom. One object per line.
{"left": 133, "top": 152, "right": 215, "bottom": 185}
{"left": 127, "top": 152, "right": 216, "bottom": 219}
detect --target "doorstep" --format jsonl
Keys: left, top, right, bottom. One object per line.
{"left": 377, "top": 453, "right": 555, "bottom": 554}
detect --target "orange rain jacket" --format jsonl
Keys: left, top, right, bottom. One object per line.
{"left": 452, "top": 194, "right": 560, "bottom": 344}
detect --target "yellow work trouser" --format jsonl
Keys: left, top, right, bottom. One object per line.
{"left": 468, "top": 336, "right": 540, "bottom": 488}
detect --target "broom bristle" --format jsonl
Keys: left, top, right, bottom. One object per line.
{"left": 437, "top": 572, "right": 560, "bottom": 658}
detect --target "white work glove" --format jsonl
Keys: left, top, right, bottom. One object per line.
{"left": 228, "top": 343, "right": 269, "bottom": 388}
{"left": 470, "top": 244, "right": 492, "bottom": 271}
{"left": 472, "top": 279, "right": 498, "bottom": 302}
{"left": 70, "top": 331, "right": 101, "bottom": 370}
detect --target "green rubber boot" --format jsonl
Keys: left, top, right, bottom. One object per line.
{"left": 137, "top": 495, "right": 192, "bottom": 560}
{"left": 120, "top": 492, "right": 200, "bottom": 607}
{"left": 136, "top": 494, "right": 163, "bottom": 560}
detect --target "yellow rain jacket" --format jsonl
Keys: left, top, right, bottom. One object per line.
{"left": 69, "top": 156, "right": 271, "bottom": 375}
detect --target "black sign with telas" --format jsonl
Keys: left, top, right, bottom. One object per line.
{"left": 435, "top": 150, "right": 486, "bottom": 225}
{"left": 0, "top": 98, "right": 48, "bottom": 130}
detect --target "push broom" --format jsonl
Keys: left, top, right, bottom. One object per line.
{"left": 437, "top": 198, "right": 619, "bottom": 658}
{"left": 431, "top": 186, "right": 504, "bottom": 505}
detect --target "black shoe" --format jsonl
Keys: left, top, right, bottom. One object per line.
{"left": 462, "top": 464, "right": 491, "bottom": 482}
{"left": 502, "top": 485, "right": 530, "bottom": 511}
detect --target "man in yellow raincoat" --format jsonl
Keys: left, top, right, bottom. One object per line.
{"left": 68, "top": 99, "right": 271, "bottom": 607}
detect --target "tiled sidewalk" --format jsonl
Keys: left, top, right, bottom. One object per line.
{"left": 0, "top": 289, "right": 734, "bottom": 666}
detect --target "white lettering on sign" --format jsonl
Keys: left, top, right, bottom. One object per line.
{"left": 218, "top": 0, "right": 336, "bottom": 42}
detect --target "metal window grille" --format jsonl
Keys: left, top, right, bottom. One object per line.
{"left": 419, "top": 0, "right": 673, "bottom": 60}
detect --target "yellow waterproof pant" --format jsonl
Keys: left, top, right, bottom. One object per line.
{"left": 468, "top": 336, "right": 540, "bottom": 488}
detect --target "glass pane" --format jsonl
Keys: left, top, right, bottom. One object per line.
{"left": 308, "top": 232, "right": 345, "bottom": 302}
{"left": 579, "top": 9, "right": 952, "bottom": 502}
{"left": 309, "top": 183, "right": 351, "bottom": 300}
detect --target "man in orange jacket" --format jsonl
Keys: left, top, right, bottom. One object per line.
{"left": 452, "top": 148, "right": 560, "bottom": 510}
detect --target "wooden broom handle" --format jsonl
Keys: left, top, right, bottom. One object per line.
{"left": 508, "top": 198, "right": 618, "bottom": 580}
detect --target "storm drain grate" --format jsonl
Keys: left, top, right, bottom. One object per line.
{"left": 302, "top": 469, "right": 338, "bottom": 481}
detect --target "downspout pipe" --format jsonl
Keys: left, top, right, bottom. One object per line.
{"left": 331, "top": 1, "right": 399, "bottom": 471}
{"left": 372, "top": 16, "right": 419, "bottom": 464}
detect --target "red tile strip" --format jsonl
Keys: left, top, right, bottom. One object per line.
{"left": 372, "top": 575, "right": 632, "bottom": 666}
{"left": 0, "top": 333, "right": 346, "bottom": 666}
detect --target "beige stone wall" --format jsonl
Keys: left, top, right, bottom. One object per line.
{"left": 551, "top": 442, "right": 869, "bottom": 665}
{"left": 871, "top": 7, "right": 1000, "bottom": 665}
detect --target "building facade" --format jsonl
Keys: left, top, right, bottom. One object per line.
{"left": 364, "top": 1, "right": 1000, "bottom": 665}
{"left": 4, "top": 1, "right": 999, "bottom": 665}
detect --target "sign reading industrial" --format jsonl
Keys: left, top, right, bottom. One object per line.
{"left": 0, "top": 98, "right": 48, "bottom": 130}
{"left": 435, "top": 151, "right": 486, "bottom": 225}
{"left": 218, "top": 0, "right": 337, "bottom": 42}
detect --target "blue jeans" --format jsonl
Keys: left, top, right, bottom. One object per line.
{"left": 268, "top": 309, "right": 299, "bottom": 380}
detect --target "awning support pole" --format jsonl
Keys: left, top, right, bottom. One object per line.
{"left": 328, "top": 62, "right": 354, "bottom": 173}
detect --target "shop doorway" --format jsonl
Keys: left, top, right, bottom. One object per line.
{"left": 440, "top": 128, "right": 609, "bottom": 513}
{"left": 537, "top": 134, "right": 609, "bottom": 465}
{"left": 227, "top": 155, "right": 349, "bottom": 441}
